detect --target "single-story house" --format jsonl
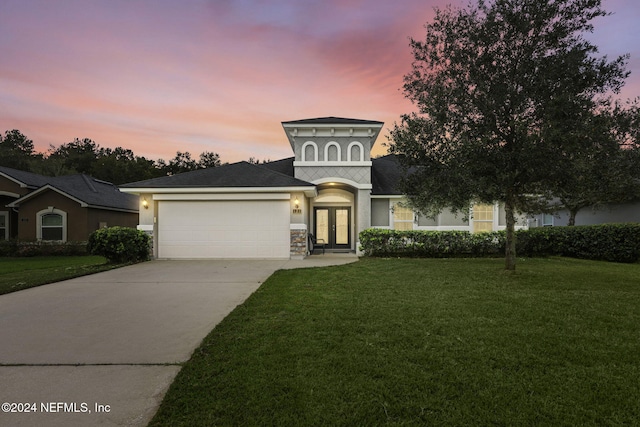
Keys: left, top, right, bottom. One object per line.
{"left": 0, "top": 166, "right": 139, "bottom": 242}
{"left": 120, "top": 116, "right": 529, "bottom": 260}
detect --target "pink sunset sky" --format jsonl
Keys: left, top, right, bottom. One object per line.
{"left": 1, "top": 0, "right": 639, "bottom": 164}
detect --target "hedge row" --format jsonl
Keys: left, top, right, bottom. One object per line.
{"left": 359, "top": 224, "right": 640, "bottom": 263}
{"left": 0, "top": 240, "right": 87, "bottom": 257}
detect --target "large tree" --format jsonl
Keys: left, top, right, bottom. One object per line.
{"left": 0, "top": 129, "right": 37, "bottom": 171}
{"left": 389, "top": 0, "right": 629, "bottom": 270}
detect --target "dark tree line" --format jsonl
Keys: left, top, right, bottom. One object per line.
{"left": 0, "top": 131, "right": 223, "bottom": 185}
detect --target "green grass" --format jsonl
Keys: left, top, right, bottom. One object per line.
{"left": 0, "top": 256, "right": 119, "bottom": 295}
{"left": 150, "top": 257, "right": 640, "bottom": 426}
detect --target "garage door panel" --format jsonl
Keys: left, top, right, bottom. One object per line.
{"left": 158, "top": 200, "right": 290, "bottom": 259}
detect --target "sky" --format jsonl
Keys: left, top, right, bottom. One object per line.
{"left": 1, "top": 0, "right": 639, "bottom": 164}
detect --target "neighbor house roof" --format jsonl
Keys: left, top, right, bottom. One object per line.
{"left": 0, "top": 166, "right": 52, "bottom": 189}
{"left": 281, "top": 117, "right": 384, "bottom": 126}
{"left": 120, "top": 161, "right": 316, "bottom": 189}
{"left": 5, "top": 169, "right": 139, "bottom": 212}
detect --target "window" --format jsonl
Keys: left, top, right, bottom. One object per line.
{"left": 302, "top": 141, "right": 318, "bottom": 162}
{"left": 472, "top": 204, "right": 494, "bottom": 233}
{"left": 37, "top": 208, "right": 67, "bottom": 242}
{"left": 393, "top": 203, "right": 414, "bottom": 230}
{"left": 542, "top": 214, "right": 554, "bottom": 226}
{"left": 325, "top": 142, "right": 341, "bottom": 161}
{"left": 0, "top": 212, "right": 7, "bottom": 240}
{"left": 347, "top": 141, "right": 364, "bottom": 162}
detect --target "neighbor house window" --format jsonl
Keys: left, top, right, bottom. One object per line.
{"left": 393, "top": 203, "right": 414, "bottom": 230}
{"left": 37, "top": 208, "right": 67, "bottom": 242}
{"left": 0, "top": 212, "right": 7, "bottom": 240}
{"left": 542, "top": 214, "right": 554, "bottom": 226}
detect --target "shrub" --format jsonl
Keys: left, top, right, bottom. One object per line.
{"left": 360, "top": 224, "right": 640, "bottom": 263}
{"left": 87, "top": 226, "right": 150, "bottom": 264}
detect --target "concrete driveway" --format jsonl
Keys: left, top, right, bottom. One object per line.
{"left": 0, "top": 256, "right": 356, "bottom": 427}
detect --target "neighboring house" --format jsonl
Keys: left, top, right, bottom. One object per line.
{"left": 0, "top": 166, "right": 139, "bottom": 242}
{"left": 120, "top": 116, "right": 528, "bottom": 260}
{"left": 531, "top": 201, "right": 640, "bottom": 227}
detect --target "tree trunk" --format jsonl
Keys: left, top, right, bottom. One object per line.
{"left": 568, "top": 209, "right": 577, "bottom": 226}
{"left": 504, "top": 200, "right": 517, "bottom": 271}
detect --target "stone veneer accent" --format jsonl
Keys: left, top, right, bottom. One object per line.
{"left": 290, "top": 228, "right": 308, "bottom": 259}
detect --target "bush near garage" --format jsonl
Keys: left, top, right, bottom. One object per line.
{"left": 359, "top": 224, "right": 640, "bottom": 263}
{"left": 87, "top": 226, "right": 150, "bottom": 264}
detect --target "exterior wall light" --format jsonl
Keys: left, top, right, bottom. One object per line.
{"left": 142, "top": 198, "right": 149, "bottom": 209}
{"left": 294, "top": 197, "right": 300, "bottom": 209}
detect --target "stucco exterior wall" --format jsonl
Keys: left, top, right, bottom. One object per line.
{"left": 17, "top": 191, "right": 86, "bottom": 241}
{"left": 371, "top": 198, "right": 390, "bottom": 226}
{"left": 87, "top": 208, "right": 138, "bottom": 235}
{"left": 16, "top": 190, "right": 137, "bottom": 241}
{"left": 295, "top": 166, "right": 371, "bottom": 185}
{"left": 532, "top": 201, "right": 640, "bottom": 227}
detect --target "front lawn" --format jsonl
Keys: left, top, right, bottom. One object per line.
{"left": 150, "top": 257, "right": 640, "bottom": 426}
{"left": 0, "top": 256, "right": 118, "bottom": 295}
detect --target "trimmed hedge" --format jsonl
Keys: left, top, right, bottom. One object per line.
{"left": 517, "top": 224, "right": 640, "bottom": 263}
{"left": 0, "top": 240, "right": 87, "bottom": 257}
{"left": 359, "top": 229, "right": 506, "bottom": 258}
{"left": 87, "top": 226, "right": 150, "bottom": 264}
{"left": 359, "top": 224, "right": 640, "bottom": 263}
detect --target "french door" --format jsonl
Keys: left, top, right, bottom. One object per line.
{"left": 314, "top": 207, "right": 351, "bottom": 250}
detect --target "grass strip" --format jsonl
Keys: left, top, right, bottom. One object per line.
{"left": 0, "top": 256, "right": 122, "bottom": 295}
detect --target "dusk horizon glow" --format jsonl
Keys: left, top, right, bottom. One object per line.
{"left": 1, "top": 0, "right": 638, "bottom": 165}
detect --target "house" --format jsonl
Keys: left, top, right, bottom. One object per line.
{"left": 531, "top": 201, "right": 640, "bottom": 227}
{"left": 120, "top": 116, "right": 529, "bottom": 260}
{"left": 0, "top": 166, "right": 139, "bottom": 242}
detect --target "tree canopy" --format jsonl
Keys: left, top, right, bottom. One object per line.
{"left": 388, "top": 0, "right": 632, "bottom": 270}
{"left": 0, "top": 133, "right": 227, "bottom": 185}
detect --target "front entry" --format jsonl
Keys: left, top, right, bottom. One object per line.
{"left": 314, "top": 207, "right": 351, "bottom": 250}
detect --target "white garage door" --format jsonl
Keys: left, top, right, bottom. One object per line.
{"left": 157, "top": 200, "right": 290, "bottom": 259}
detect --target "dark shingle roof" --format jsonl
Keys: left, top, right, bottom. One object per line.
{"left": 0, "top": 166, "right": 52, "bottom": 188}
{"left": 282, "top": 117, "right": 384, "bottom": 126}
{"left": 49, "top": 175, "right": 139, "bottom": 211}
{"left": 1, "top": 166, "right": 138, "bottom": 211}
{"left": 371, "top": 154, "right": 404, "bottom": 195}
{"left": 120, "top": 161, "right": 314, "bottom": 188}
{"left": 259, "top": 157, "right": 295, "bottom": 176}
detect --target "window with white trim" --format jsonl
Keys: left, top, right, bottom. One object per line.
{"left": 37, "top": 208, "right": 67, "bottom": 242}
{"left": 542, "top": 214, "right": 554, "bottom": 226}
{"left": 393, "top": 203, "right": 414, "bottom": 230}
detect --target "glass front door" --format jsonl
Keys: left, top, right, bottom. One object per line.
{"left": 314, "top": 207, "right": 351, "bottom": 250}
